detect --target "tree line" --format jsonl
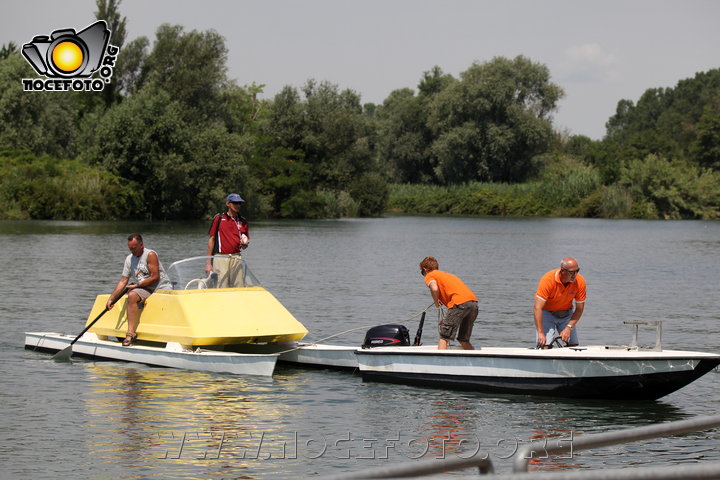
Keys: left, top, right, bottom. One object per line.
{"left": 1, "top": 1, "right": 719, "bottom": 221}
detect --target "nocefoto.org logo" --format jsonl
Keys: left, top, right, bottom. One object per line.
{"left": 21, "top": 20, "right": 120, "bottom": 92}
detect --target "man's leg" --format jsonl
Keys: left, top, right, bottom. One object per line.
{"left": 459, "top": 340, "right": 474, "bottom": 350}
{"left": 558, "top": 314, "right": 579, "bottom": 346}
{"left": 125, "top": 291, "right": 141, "bottom": 340}
{"left": 456, "top": 301, "right": 478, "bottom": 350}
{"left": 539, "top": 310, "right": 559, "bottom": 349}
{"left": 439, "top": 304, "right": 465, "bottom": 350}
{"left": 124, "top": 288, "right": 151, "bottom": 345}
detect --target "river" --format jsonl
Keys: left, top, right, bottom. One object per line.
{"left": 1, "top": 216, "right": 718, "bottom": 479}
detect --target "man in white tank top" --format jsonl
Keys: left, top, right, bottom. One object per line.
{"left": 107, "top": 233, "right": 170, "bottom": 346}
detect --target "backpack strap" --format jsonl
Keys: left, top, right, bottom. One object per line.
{"left": 210, "top": 213, "right": 223, "bottom": 255}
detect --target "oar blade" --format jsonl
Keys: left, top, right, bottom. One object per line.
{"left": 52, "top": 289, "right": 125, "bottom": 363}
{"left": 52, "top": 345, "right": 74, "bottom": 362}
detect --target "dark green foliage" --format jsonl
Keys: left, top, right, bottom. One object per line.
{"left": 374, "top": 67, "right": 454, "bottom": 184}
{"left": 618, "top": 154, "right": 720, "bottom": 219}
{"left": 279, "top": 190, "right": 328, "bottom": 219}
{"left": 258, "top": 79, "right": 386, "bottom": 217}
{"left": 388, "top": 183, "right": 550, "bottom": 217}
{"left": 691, "top": 106, "right": 720, "bottom": 170}
{"left": 0, "top": 56, "right": 79, "bottom": 159}
{"left": 94, "top": 0, "right": 128, "bottom": 107}
{"left": 427, "top": 56, "right": 563, "bottom": 184}
{"left": 0, "top": 148, "right": 141, "bottom": 220}
{"left": 349, "top": 172, "right": 389, "bottom": 217}
{"left": 533, "top": 154, "right": 602, "bottom": 209}
{"left": 1, "top": 0, "right": 718, "bottom": 221}
{"left": 85, "top": 86, "right": 252, "bottom": 220}
{"left": 0, "top": 42, "right": 18, "bottom": 61}
{"left": 375, "top": 87, "right": 435, "bottom": 183}
{"left": 605, "top": 68, "right": 720, "bottom": 161}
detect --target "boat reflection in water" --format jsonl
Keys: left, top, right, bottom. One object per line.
{"left": 81, "top": 364, "right": 287, "bottom": 478}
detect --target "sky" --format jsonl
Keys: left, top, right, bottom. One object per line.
{"left": 4, "top": 0, "right": 720, "bottom": 139}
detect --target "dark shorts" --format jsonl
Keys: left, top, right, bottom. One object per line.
{"left": 439, "top": 301, "right": 478, "bottom": 342}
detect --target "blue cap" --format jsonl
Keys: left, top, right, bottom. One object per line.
{"left": 226, "top": 193, "right": 244, "bottom": 203}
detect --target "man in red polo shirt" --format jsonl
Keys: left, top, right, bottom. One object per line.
{"left": 533, "top": 257, "right": 586, "bottom": 348}
{"left": 205, "top": 193, "right": 250, "bottom": 287}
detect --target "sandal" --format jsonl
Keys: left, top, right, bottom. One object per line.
{"left": 122, "top": 333, "right": 137, "bottom": 346}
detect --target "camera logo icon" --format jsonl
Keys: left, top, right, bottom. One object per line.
{"left": 21, "top": 20, "right": 119, "bottom": 92}
{"left": 22, "top": 20, "right": 110, "bottom": 78}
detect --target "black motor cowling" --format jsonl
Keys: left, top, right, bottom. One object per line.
{"left": 362, "top": 324, "right": 410, "bottom": 348}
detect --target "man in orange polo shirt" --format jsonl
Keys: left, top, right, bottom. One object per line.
{"left": 533, "top": 257, "right": 586, "bottom": 348}
{"left": 420, "top": 256, "right": 478, "bottom": 350}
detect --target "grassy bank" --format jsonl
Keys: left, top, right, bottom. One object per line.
{"left": 0, "top": 149, "right": 141, "bottom": 220}
{"left": 387, "top": 183, "right": 552, "bottom": 217}
{"left": 387, "top": 154, "right": 720, "bottom": 220}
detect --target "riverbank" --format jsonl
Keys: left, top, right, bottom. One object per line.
{"left": 386, "top": 178, "right": 720, "bottom": 220}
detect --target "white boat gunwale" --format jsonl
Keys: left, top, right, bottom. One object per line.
{"left": 354, "top": 345, "right": 720, "bottom": 361}
{"left": 24, "top": 332, "right": 279, "bottom": 376}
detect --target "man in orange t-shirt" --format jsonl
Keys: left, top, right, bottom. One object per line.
{"left": 533, "top": 257, "right": 586, "bottom": 348}
{"left": 420, "top": 256, "right": 478, "bottom": 350}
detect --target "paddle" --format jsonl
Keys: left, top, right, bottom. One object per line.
{"left": 413, "top": 311, "right": 426, "bottom": 346}
{"left": 52, "top": 288, "right": 128, "bottom": 362}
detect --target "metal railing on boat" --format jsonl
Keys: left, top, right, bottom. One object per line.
{"left": 623, "top": 320, "right": 663, "bottom": 351}
{"left": 314, "top": 414, "right": 720, "bottom": 479}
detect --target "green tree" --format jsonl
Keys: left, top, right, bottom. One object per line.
{"left": 77, "top": 22, "right": 262, "bottom": 219}
{"left": 96, "top": 0, "right": 127, "bottom": 49}
{"left": 0, "top": 56, "right": 78, "bottom": 158}
{"left": 427, "top": 55, "right": 563, "bottom": 184}
{"left": 619, "top": 154, "right": 718, "bottom": 219}
{"left": 86, "top": 85, "right": 251, "bottom": 219}
{"left": 375, "top": 66, "right": 453, "bottom": 184}
{"left": 0, "top": 42, "right": 18, "bottom": 61}
{"left": 349, "top": 172, "right": 389, "bottom": 217}
{"left": 605, "top": 68, "right": 720, "bottom": 162}
{"left": 94, "top": 0, "right": 129, "bottom": 107}
{"left": 300, "top": 80, "right": 373, "bottom": 188}
{"left": 691, "top": 106, "right": 720, "bottom": 170}
{"left": 111, "top": 36, "right": 149, "bottom": 96}
{"left": 136, "top": 24, "right": 230, "bottom": 123}
{"left": 0, "top": 148, "right": 141, "bottom": 220}
{"left": 258, "top": 80, "right": 382, "bottom": 217}
{"left": 247, "top": 141, "right": 310, "bottom": 217}
{"left": 533, "top": 153, "right": 601, "bottom": 209}
{"left": 375, "top": 88, "right": 431, "bottom": 182}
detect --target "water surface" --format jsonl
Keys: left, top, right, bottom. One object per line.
{"left": 1, "top": 217, "right": 718, "bottom": 478}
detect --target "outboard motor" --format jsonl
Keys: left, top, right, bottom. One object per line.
{"left": 362, "top": 324, "right": 410, "bottom": 348}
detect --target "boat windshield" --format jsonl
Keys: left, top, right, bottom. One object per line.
{"left": 165, "top": 256, "right": 262, "bottom": 290}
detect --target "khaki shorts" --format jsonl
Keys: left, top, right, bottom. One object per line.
{"left": 439, "top": 301, "right": 478, "bottom": 342}
{"left": 131, "top": 287, "right": 153, "bottom": 301}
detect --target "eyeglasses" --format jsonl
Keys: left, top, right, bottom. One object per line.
{"left": 230, "top": 201, "right": 243, "bottom": 205}
{"left": 562, "top": 268, "right": 580, "bottom": 275}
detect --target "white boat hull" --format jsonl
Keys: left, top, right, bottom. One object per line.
{"left": 278, "top": 343, "right": 358, "bottom": 369}
{"left": 25, "top": 332, "right": 278, "bottom": 376}
{"left": 355, "top": 345, "right": 720, "bottom": 400}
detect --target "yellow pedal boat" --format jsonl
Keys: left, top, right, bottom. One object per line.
{"left": 86, "top": 256, "right": 308, "bottom": 347}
